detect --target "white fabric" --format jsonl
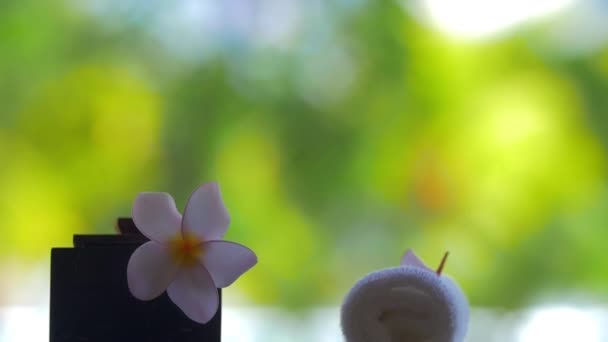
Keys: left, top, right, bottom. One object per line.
{"left": 341, "top": 266, "right": 469, "bottom": 342}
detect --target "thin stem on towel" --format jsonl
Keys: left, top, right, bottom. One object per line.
{"left": 436, "top": 251, "right": 449, "bottom": 276}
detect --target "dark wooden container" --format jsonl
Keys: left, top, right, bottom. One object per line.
{"left": 50, "top": 219, "right": 221, "bottom": 342}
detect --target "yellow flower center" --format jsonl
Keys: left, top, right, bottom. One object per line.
{"left": 169, "top": 232, "right": 203, "bottom": 266}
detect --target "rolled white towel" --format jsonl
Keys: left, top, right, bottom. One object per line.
{"left": 341, "top": 250, "right": 469, "bottom": 342}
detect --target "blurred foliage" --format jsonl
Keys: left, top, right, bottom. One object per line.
{"left": 1, "top": 0, "right": 608, "bottom": 309}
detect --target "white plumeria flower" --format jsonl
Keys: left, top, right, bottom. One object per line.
{"left": 127, "top": 182, "right": 257, "bottom": 324}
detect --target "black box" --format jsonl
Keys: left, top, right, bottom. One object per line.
{"left": 50, "top": 219, "right": 221, "bottom": 342}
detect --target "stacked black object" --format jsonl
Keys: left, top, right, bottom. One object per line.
{"left": 50, "top": 218, "right": 221, "bottom": 342}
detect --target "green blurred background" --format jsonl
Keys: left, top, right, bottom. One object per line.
{"left": 1, "top": 0, "right": 608, "bottom": 315}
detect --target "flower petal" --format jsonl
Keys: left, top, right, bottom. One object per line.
{"left": 401, "top": 249, "right": 432, "bottom": 271}
{"left": 132, "top": 192, "right": 182, "bottom": 243}
{"left": 182, "top": 182, "right": 230, "bottom": 241}
{"left": 199, "top": 241, "right": 257, "bottom": 288}
{"left": 127, "top": 241, "right": 179, "bottom": 300}
{"left": 167, "top": 265, "right": 220, "bottom": 324}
